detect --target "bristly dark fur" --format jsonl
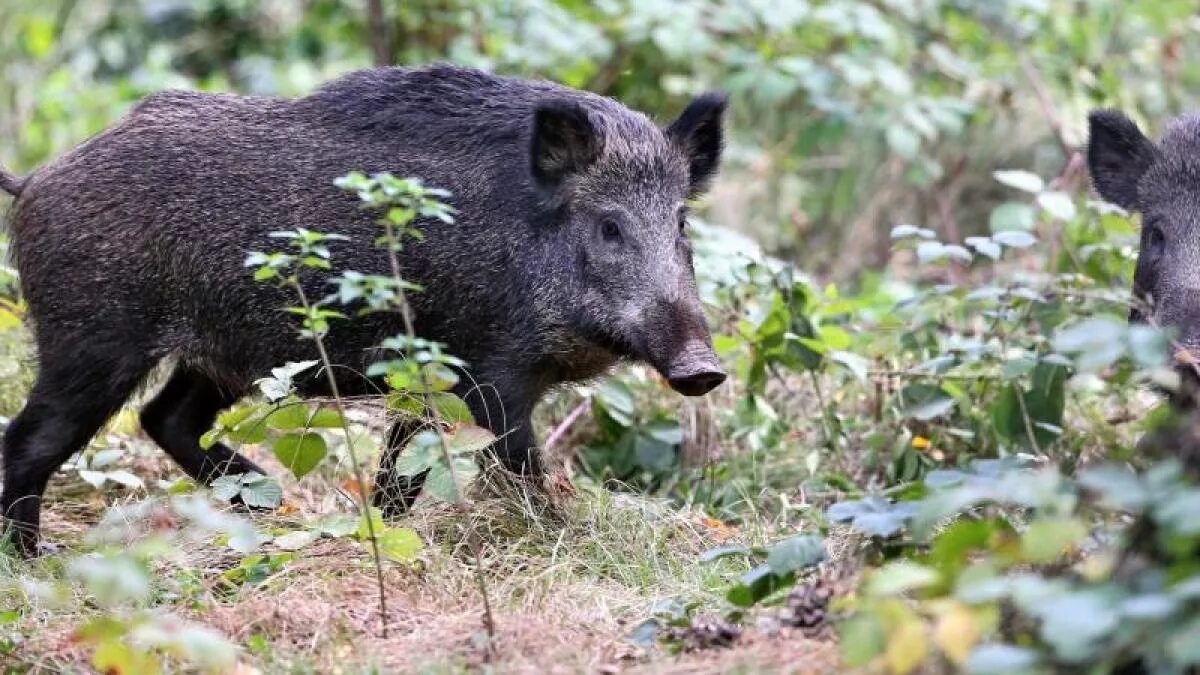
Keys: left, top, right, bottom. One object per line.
{"left": 1088, "top": 108, "right": 1200, "bottom": 353}
{"left": 0, "top": 63, "right": 728, "bottom": 555}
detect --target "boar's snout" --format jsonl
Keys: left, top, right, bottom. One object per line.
{"left": 637, "top": 296, "right": 726, "bottom": 396}
{"left": 666, "top": 354, "right": 727, "bottom": 396}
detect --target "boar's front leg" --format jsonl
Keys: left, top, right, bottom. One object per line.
{"left": 373, "top": 418, "right": 427, "bottom": 519}
{"left": 140, "top": 367, "right": 266, "bottom": 487}
{"left": 371, "top": 376, "right": 543, "bottom": 518}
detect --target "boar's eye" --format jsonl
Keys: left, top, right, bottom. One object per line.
{"left": 600, "top": 218, "right": 622, "bottom": 242}
{"left": 1144, "top": 222, "right": 1166, "bottom": 265}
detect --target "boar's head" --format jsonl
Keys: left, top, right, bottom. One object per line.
{"left": 530, "top": 93, "right": 728, "bottom": 396}
{"left": 1089, "top": 109, "right": 1200, "bottom": 354}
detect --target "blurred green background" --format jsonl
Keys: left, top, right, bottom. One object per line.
{"left": 2, "top": 0, "right": 1197, "bottom": 278}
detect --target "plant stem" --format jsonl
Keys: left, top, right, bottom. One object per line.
{"left": 292, "top": 279, "right": 391, "bottom": 638}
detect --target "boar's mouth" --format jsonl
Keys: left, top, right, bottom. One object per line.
{"left": 572, "top": 309, "right": 726, "bottom": 397}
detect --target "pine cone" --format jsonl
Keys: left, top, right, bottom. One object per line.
{"left": 664, "top": 616, "right": 742, "bottom": 652}
{"left": 781, "top": 575, "right": 835, "bottom": 629}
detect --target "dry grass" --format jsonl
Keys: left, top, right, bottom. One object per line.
{"left": 1, "top": 432, "right": 842, "bottom": 674}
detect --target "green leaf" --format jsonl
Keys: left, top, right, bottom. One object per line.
{"left": 1020, "top": 517, "right": 1086, "bottom": 563}
{"left": 966, "top": 644, "right": 1039, "bottom": 674}
{"left": 991, "top": 230, "right": 1037, "bottom": 248}
{"left": 272, "top": 433, "right": 328, "bottom": 479}
{"left": 887, "top": 122, "right": 921, "bottom": 159}
{"left": 765, "top": 534, "right": 826, "bottom": 575}
{"left": 266, "top": 402, "right": 310, "bottom": 431}
{"left": 239, "top": 475, "right": 283, "bottom": 509}
{"left": 423, "top": 457, "right": 479, "bottom": 504}
{"left": 445, "top": 425, "right": 496, "bottom": 455}
{"left": 1037, "top": 191, "right": 1076, "bottom": 220}
{"left": 989, "top": 203, "right": 1036, "bottom": 233}
{"left": 840, "top": 613, "right": 887, "bottom": 667}
{"left": 273, "top": 530, "right": 320, "bottom": 551}
{"left": 209, "top": 474, "right": 243, "bottom": 502}
{"left": 727, "top": 564, "right": 793, "bottom": 607}
{"left": 867, "top": 561, "right": 939, "bottom": 596}
{"left": 306, "top": 407, "right": 345, "bottom": 428}
{"left": 993, "top": 170, "right": 1044, "bottom": 193}
{"left": 432, "top": 393, "right": 474, "bottom": 424}
{"left": 699, "top": 545, "right": 752, "bottom": 563}
{"left": 377, "top": 527, "right": 424, "bottom": 562}
{"left": 898, "top": 384, "right": 957, "bottom": 420}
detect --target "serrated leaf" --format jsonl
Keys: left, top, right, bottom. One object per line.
{"left": 209, "top": 475, "right": 244, "bottom": 502}
{"left": 239, "top": 476, "right": 283, "bottom": 509}
{"left": 432, "top": 393, "right": 474, "bottom": 424}
{"left": 445, "top": 425, "right": 496, "bottom": 455}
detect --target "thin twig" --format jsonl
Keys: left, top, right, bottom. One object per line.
{"left": 543, "top": 399, "right": 590, "bottom": 452}
{"left": 292, "top": 281, "right": 391, "bottom": 638}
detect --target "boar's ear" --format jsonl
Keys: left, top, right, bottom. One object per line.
{"left": 531, "top": 100, "right": 604, "bottom": 189}
{"left": 666, "top": 92, "right": 728, "bottom": 198}
{"left": 1088, "top": 109, "right": 1158, "bottom": 211}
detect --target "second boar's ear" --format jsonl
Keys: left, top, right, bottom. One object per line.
{"left": 530, "top": 99, "right": 604, "bottom": 189}
{"left": 666, "top": 92, "right": 728, "bottom": 198}
{"left": 1087, "top": 109, "right": 1158, "bottom": 211}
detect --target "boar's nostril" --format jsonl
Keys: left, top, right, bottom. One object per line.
{"left": 667, "top": 369, "right": 727, "bottom": 396}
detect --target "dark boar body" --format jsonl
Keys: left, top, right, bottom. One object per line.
{"left": 0, "top": 64, "right": 728, "bottom": 555}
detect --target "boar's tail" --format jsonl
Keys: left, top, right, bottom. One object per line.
{"left": 0, "top": 166, "right": 26, "bottom": 197}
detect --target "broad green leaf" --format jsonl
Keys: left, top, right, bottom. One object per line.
{"left": 993, "top": 170, "right": 1044, "bottom": 193}
{"left": 765, "top": 534, "right": 826, "bottom": 575}
{"left": 1037, "top": 191, "right": 1076, "bottom": 220}
{"left": 266, "top": 402, "right": 310, "bottom": 430}
{"left": 272, "top": 432, "right": 328, "bottom": 479}
{"left": 727, "top": 563, "right": 793, "bottom": 607}
{"left": 699, "top": 545, "right": 752, "bottom": 563}
{"left": 239, "top": 476, "right": 283, "bottom": 509}
{"left": 966, "top": 644, "right": 1039, "bottom": 674}
{"left": 432, "top": 393, "right": 474, "bottom": 424}
{"left": 840, "top": 613, "right": 887, "bottom": 667}
{"left": 990, "top": 230, "right": 1037, "bottom": 248}
{"left": 1020, "top": 517, "right": 1086, "bottom": 563}
{"left": 867, "top": 561, "right": 939, "bottom": 596}
{"left": 274, "top": 530, "right": 320, "bottom": 551}
{"left": 898, "top": 384, "right": 956, "bottom": 420}
{"left": 445, "top": 425, "right": 497, "bottom": 455}
{"left": 377, "top": 527, "right": 423, "bottom": 562}
{"left": 989, "top": 203, "right": 1036, "bottom": 233}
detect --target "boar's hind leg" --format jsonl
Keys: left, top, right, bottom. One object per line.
{"left": 373, "top": 418, "right": 427, "bottom": 519}
{"left": 1, "top": 352, "right": 153, "bottom": 556}
{"left": 140, "top": 366, "right": 265, "bottom": 488}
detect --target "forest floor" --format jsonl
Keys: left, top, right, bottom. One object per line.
{"left": 3, "top": 430, "right": 845, "bottom": 674}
